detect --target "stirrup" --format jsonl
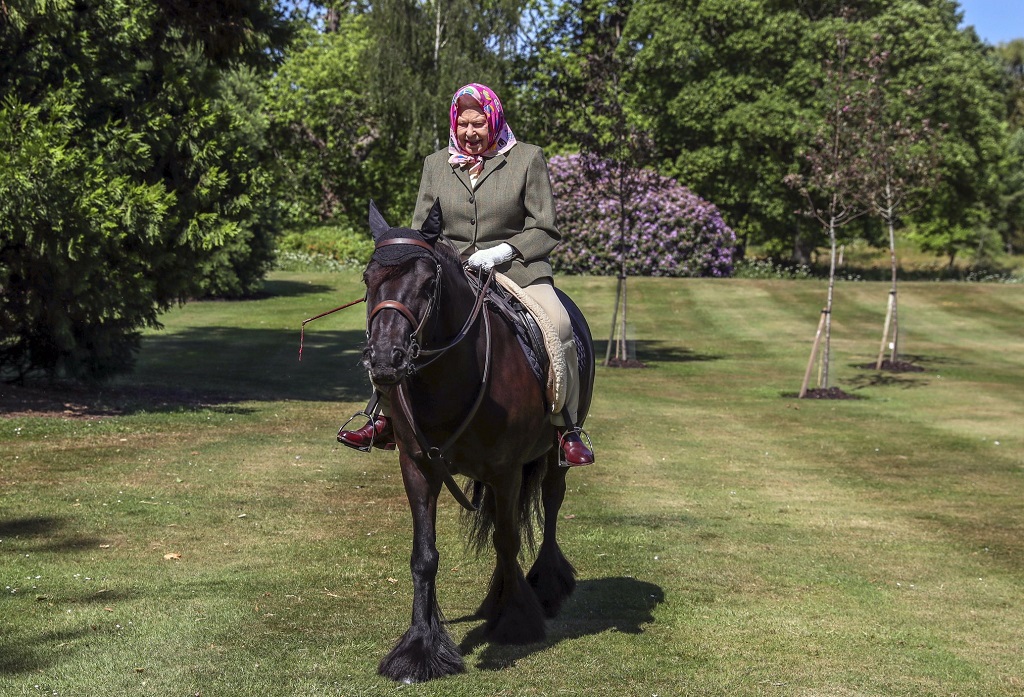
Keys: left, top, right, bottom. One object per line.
{"left": 337, "top": 411, "right": 385, "bottom": 453}
{"left": 557, "top": 426, "right": 594, "bottom": 468}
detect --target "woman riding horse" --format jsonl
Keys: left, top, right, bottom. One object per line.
{"left": 338, "top": 82, "right": 595, "bottom": 467}
{"left": 359, "top": 197, "right": 594, "bottom": 682}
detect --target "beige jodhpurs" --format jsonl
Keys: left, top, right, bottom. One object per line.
{"left": 523, "top": 279, "right": 580, "bottom": 428}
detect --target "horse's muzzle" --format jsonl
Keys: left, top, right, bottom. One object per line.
{"left": 363, "top": 344, "right": 411, "bottom": 385}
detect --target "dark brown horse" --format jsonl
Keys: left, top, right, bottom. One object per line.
{"left": 361, "top": 200, "right": 595, "bottom": 683}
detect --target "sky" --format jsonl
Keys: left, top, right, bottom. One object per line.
{"left": 957, "top": 0, "right": 1024, "bottom": 45}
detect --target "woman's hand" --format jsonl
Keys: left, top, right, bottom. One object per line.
{"left": 466, "top": 243, "right": 515, "bottom": 271}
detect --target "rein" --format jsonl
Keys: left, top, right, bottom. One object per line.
{"left": 394, "top": 306, "right": 492, "bottom": 512}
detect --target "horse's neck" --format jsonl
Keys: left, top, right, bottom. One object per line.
{"left": 419, "top": 264, "right": 487, "bottom": 380}
{"left": 437, "top": 263, "right": 476, "bottom": 335}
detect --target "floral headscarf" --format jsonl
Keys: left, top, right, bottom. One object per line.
{"left": 447, "top": 83, "right": 517, "bottom": 169}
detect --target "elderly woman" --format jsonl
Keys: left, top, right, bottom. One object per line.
{"left": 339, "top": 83, "right": 594, "bottom": 466}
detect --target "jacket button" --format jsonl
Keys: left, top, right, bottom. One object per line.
{"left": 469, "top": 196, "right": 475, "bottom": 204}
{"left": 470, "top": 219, "right": 476, "bottom": 225}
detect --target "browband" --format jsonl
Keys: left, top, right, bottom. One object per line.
{"left": 375, "top": 237, "right": 434, "bottom": 252}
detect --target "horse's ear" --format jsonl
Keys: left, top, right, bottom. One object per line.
{"left": 420, "top": 198, "right": 443, "bottom": 245}
{"left": 368, "top": 199, "right": 390, "bottom": 241}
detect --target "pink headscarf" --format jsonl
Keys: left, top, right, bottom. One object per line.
{"left": 447, "top": 83, "right": 518, "bottom": 169}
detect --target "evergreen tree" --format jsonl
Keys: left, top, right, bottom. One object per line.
{"left": 0, "top": 0, "right": 291, "bottom": 380}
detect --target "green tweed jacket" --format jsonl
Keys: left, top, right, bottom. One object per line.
{"left": 411, "top": 142, "right": 561, "bottom": 287}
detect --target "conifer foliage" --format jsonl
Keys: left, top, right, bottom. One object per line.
{"left": 0, "top": 0, "right": 289, "bottom": 381}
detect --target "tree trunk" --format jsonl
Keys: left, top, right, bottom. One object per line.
{"left": 606, "top": 164, "right": 630, "bottom": 364}
{"left": 822, "top": 214, "right": 838, "bottom": 389}
{"left": 604, "top": 276, "right": 622, "bottom": 366}
{"left": 885, "top": 201, "right": 900, "bottom": 365}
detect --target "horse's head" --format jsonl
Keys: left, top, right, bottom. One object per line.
{"left": 361, "top": 199, "right": 448, "bottom": 387}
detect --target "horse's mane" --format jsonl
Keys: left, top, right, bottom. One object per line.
{"left": 434, "top": 236, "right": 467, "bottom": 284}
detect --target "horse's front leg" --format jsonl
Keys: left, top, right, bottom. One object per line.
{"left": 378, "top": 453, "right": 463, "bottom": 683}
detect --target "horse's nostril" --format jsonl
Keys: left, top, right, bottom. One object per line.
{"left": 392, "top": 347, "right": 406, "bottom": 367}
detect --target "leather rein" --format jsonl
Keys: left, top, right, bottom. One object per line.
{"left": 369, "top": 237, "right": 495, "bottom": 511}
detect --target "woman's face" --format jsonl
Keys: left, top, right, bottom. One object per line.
{"left": 456, "top": 104, "right": 489, "bottom": 155}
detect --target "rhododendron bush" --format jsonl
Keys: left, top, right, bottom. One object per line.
{"left": 548, "top": 154, "right": 736, "bottom": 277}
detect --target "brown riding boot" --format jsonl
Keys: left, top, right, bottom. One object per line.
{"left": 559, "top": 429, "right": 595, "bottom": 467}
{"left": 337, "top": 416, "right": 396, "bottom": 452}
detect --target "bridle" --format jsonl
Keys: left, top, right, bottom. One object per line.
{"left": 368, "top": 236, "right": 496, "bottom": 511}
{"left": 367, "top": 237, "right": 493, "bottom": 375}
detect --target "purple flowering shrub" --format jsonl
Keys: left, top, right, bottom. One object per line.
{"left": 548, "top": 154, "right": 736, "bottom": 277}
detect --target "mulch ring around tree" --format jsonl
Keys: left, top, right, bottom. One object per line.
{"left": 605, "top": 358, "right": 647, "bottom": 369}
{"left": 860, "top": 359, "right": 926, "bottom": 373}
{"left": 796, "top": 387, "right": 861, "bottom": 400}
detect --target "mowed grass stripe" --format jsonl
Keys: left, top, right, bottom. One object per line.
{"left": 2, "top": 271, "right": 1022, "bottom": 696}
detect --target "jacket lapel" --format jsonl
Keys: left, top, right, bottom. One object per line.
{"left": 452, "top": 164, "right": 473, "bottom": 195}
{"left": 450, "top": 152, "right": 508, "bottom": 193}
{"left": 475, "top": 152, "right": 507, "bottom": 189}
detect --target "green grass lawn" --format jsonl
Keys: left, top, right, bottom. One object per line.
{"left": 2, "top": 271, "right": 1022, "bottom": 696}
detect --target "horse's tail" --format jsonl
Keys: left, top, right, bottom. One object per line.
{"left": 461, "top": 457, "right": 546, "bottom": 555}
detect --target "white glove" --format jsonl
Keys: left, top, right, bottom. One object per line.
{"left": 466, "top": 243, "right": 516, "bottom": 271}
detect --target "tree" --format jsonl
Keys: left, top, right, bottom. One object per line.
{"left": 264, "top": 13, "right": 373, "bottom": 229}
{"left": 994, "top": 39, "right": 1024, "bottom": 131}
{"left": 0, "top": 0, "right": 291, "bottom": 381}
{"left": 619, "top": 0, "right": 1004, "bottom": 264}
{"left": 359, "top": 0, "right": 528, "bottom": 220}
{"left": 992, "top": 40, "right": 1024, "bottom": 254}
{"left": 785, "top": 31, "right": 867, "bottom": 398}
{"left": 624, "top": 0, "right": 833, "bottom": 261}
{"left": 521, "top": 0, "right": 658, "bottom": 365}
{"left": 853, "top": 45, "right": 943, "bottom": 369}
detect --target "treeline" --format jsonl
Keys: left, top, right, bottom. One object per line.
{"left": 2, "top": 0, "right": 1021, "bottom": 380}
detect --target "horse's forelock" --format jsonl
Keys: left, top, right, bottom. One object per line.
{"left": 364, "top": 237, "right": 465, "bottom": 292}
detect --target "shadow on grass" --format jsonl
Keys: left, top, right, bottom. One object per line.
{"left": 456, "top": 576, "right": 665, "bottom": 671}
{"left": 0, "top": 591, "right": 139, "bottom": 675}
{"left": 258, "top": 279, "right": 338, "bottom": 298}
{"left": 132, "top": 326, "right": 372, "bottom": 403}
{"left": 0, "top": 516, "right": 105, "bottom": 553}
{"left": 594, "top": 340, "right": 722, "bottom": 365}
{"left": 843, "top": 353, "right": 968, "bottom": 391}
{"left": 4, "top": 334, "right": 719, "bottom": 418}
{"left": 0, "top": 515, "right": 62, "bottom": 538}
{"left": 0, "top": 628, "right": 92, "bottom": 675}
{"left": 846, "top": 372, "right": 931, "bottom": 391}
{"left": 2, "top": 327, "right": 374, "bottom": 417}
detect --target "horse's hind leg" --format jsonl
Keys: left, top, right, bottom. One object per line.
{"left": 378, "top": 456, "right": 463, "bottom": 683}
{"left": 478, "top": 473, "right": 547, "bottom": 645}
{"left": 527, "top": 450, "right": 577, "bottom": 618}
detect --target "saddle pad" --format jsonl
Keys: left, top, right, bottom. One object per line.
{"left": 494, "top": 273, "right": 567, "bottom": 413}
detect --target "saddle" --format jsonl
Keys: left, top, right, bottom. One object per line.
{"left": 466, "top": 270, "right": 566, "bottom": 413}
